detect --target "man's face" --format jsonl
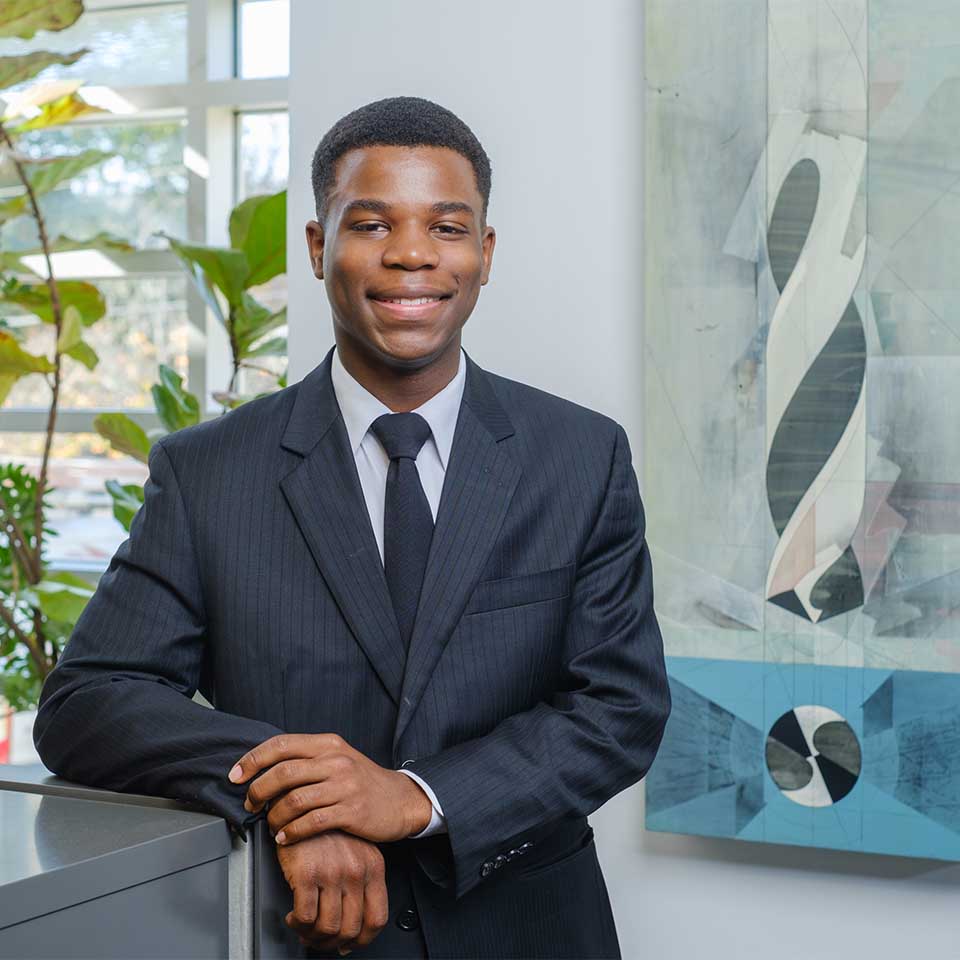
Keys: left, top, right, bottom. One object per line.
{"left": 305, "top": 144, "right": 496, "bottom": 369}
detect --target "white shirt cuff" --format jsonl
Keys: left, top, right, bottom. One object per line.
{"left": 397, "top": 768, "right": 447, "bottom": 837}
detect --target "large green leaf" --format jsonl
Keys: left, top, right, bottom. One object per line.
{"left": 151, "top": 363, "right": 199, "bottom": 433}
{"left": 1, "top": 77, "right": 82, "bottom": 116}
{"left": 105, "top": 479, "right": 144, "bottom": 532}
{"left": 0, "top": 373, "right": 16, "bottom": 406}
{"left": 24, "top": 148, "right": 112, "bottom": 196}
{"left": 229, "top": 190, "right": 286, "bottom": 288}
{"left": 0, "top": 0, "right": 83, "bottom": 39}
{"left": 0, "top": 151, "right": 113, "bottom": 224}
{"left": 170, "top": 253, "right": 225, "bottom": 327}
{"left": 234, "top": 296, "right": 286, "bottom": 355}
{"left": 7, "top": 92, "right": 107, "bottom": 133}
{"left": 63, "top": 337, "right": 97, "bottom": 370}
{"left": 55, "top": 302, "right": 81, "bottom": 352}
{"left": 0, "top": 329, "right": 54, "bottom": 375}
{"left": 32, "top": 571, "right": 95, "bottom": 624}
{"left": 0, "top": 194, "right": 30, "bottom": 224}
{"left": 1, "top": 278, "right": 106, "bottom": 326}
{"left": 0, "top": 48, "right": 88, "bottom": 88}
{"left": 0, "top": 230, "right": 134, "bottom": 272}
{"left": 161, "top": 233, "right": 249, "bottom": 310}
{"left": 244, "top": 335, "right": 286, "bottom": 359}
{"left": 57, "top": 304, "right": 98, "bottom": 369}
{"left": 92, "top": 412, "right": 152, "bottom": 464}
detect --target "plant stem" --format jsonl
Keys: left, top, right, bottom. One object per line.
{"left": 238, "top": 360, "right": 279, "bottom": 376}
{"left": 0, "top": 122, "right": 64, "bottom": 587}
{"left": 0, "top": 502, "right": 40, "bottom": 584}
{"left": 0, "top": 598, "right": 46, "bottom": 676}
{"left": 0, "top": 121, "right": 67, "bottom": 680}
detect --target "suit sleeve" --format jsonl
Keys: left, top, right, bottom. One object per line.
{"left": 403, "top": 422, "right": 672, "bottom": 899}
{"left": 32, "top": 437, "right": 285, "bottom": 842}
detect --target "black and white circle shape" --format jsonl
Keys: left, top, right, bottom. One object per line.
{"left": 765, "top": 705, "right": 861, "bottom": 807}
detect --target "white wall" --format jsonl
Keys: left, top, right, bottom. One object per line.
{"left": 287, "top": 2, "right": 960, "bottom": 956}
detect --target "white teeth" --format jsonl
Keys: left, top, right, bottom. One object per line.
{"left": 379, "top": 296, "right": 442, "bottom": 305}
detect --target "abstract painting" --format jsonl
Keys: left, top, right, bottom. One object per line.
{"left": 643, "top": 0, "right": 960, "bottom": 858}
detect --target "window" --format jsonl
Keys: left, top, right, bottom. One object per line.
{"left": 0, "top": 1, "right": 187, "bottom": 90}
{"left": 0, "top": 0, "right": 289, "bottom": 573}
{"left": 238, "top": 0, "right": 290, "bottom": 78}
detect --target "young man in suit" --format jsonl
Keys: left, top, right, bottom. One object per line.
{"left": 33, "top": 96, "right": 671, "bottom": 959}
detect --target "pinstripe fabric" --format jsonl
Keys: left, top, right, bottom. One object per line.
{"left": 32, "top": 344, "right": 671, "bottom": 959}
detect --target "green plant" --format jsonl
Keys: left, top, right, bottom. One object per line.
{"left": 158, "top": 188, "right": 288, "bottom": 405}
{"left": 95, "top": 189, "right": 289, "bottom": 530}
{"left": 0, "top": 0, "right": 132, "bottom": 710}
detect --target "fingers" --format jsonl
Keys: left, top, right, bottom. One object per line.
{"left": 299, "top": 885, "right": 353, "bottom": 954}
{"left": 298, "top": 873, "right": 388, "bottom": 953}
{"left": 244, "top": 757, "right": 335, "bottom": 813}
{"left": 230, "top": 732, "right": 347, "bottom": 784}
{"left": 266, "top": 780, "right": 344, "bottom": 834}
{"left": 275, "top": 803, "right": 354, "bottom": 846}
{"left": 314, "top": 884, "right": 344, "bottom": 942}
{"left": 335, "top": 879, "right": 365, "bottom": 948}
{"left": 356, "top": 871, "right": 390, "bottom": 947}
{"left": 286, "top": 884, "right": 318, "bottom": 936}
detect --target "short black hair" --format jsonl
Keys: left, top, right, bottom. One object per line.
{"left": 311, "top": 96, "right": 492, "bottom": 226}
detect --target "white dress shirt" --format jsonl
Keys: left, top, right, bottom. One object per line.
{"left": 330, "top": 343, "right": 467, "bottom": 839}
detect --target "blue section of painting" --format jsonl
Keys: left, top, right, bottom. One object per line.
{"left": 645, "top": 657, "right": 960, "bottom": 860}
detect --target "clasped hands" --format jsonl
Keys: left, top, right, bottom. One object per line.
{"left": 228, "top": 732, "right": 432, "bottom": 844}
{"left": 228, "top": 733, "right": 433, "bottom": 954}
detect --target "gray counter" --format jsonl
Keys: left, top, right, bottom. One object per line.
{"left": 0, "top": 786, "right": 230, "bottom": 957}
{"left": 0, "top": 763, "right": 339, "bottom": 959}
{"left": 0, "top": 763, "right": 257, "bottom": 959}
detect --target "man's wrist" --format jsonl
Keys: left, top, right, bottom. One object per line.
{"left": 395, "top": 769, "right": 434, "bottom": 836}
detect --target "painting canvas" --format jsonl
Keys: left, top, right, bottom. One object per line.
{"left": 643, "top": 0, "right": 960, "bottom": 858}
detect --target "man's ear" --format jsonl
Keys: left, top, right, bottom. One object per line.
{"left": 305, "top": 220, "right": 325, "bottom": 279}
{"left": 480, "top": 225, "right": 496, "bottom": 285}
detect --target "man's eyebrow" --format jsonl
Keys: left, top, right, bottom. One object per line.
{"left": 342, "top": 198, "right": 475, "bottom": 217}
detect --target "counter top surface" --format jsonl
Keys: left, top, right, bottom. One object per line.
{"left": 0, "top": 787, "right": 231, "bottom": 927}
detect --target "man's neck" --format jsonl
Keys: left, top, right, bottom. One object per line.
{"left": 334, "top": 335, "right": 462, "bottom": 413}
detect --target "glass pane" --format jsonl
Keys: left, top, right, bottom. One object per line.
{"left": 0, "top": 2, "right": 187, "bottom": 90}
{"left": 0, "top": 119, "right": 188, "bottom": 252}
{"left": 239, "top": 0, "right": 290, "bottom": 78}
{"left": 238, "top": 111, "right": 289, "bottom": 200}
{"left": 1, "top": 273, "right": 191, "bottom": 410}
{"left": 0, "top": 431, "right": 148, "bottom": 567}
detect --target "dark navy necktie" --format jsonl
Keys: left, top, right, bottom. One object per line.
{"left": 370, "top": 412, "right": 435, "bottom": 653}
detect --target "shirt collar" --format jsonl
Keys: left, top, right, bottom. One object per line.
{"left": 331, "top": 344, "right": 466, "bottom": 470}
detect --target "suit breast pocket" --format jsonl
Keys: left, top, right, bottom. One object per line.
{"left": 463, "top": 562, "right": 576, "bottom": 617}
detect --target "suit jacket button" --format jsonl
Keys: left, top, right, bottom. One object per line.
{"left": 396, "top": 907, "right": 420, "bottom": 931}
{"left": 399, "top": 759, "right": 416, "bottom": 768}
{"left": 493, "top": 854, "right": 507, "bottom": 869}
{"left": 480, "top": 862, "right": 493, "bottom": 878}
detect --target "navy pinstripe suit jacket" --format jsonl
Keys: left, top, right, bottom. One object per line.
{"left": 33, "top": 344, "right": 671, "bottom": 958}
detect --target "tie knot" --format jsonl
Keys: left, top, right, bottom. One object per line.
{"left": 370, "top": 411, "right": 432, "bottom": 462}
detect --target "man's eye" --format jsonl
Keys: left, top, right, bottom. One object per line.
{"left": 435, "top": 225, "right": 466, "bottom": 234}
{"left": 352, "top": 223, "right": 386, "bottom": 232}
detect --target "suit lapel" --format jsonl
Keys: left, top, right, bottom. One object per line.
{"left": 393, "top": 351, "right": 522, "bottom": 747}
{"left": 278, "top": 345, "right": 522, "bottom": 740}
{"left": 279, "top": 345, "right": 405, "bottom": 707}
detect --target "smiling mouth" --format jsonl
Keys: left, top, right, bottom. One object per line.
{"left": 370, "top": 295, "right": 451, "bottom": 305}
{"left": 368, "top": 293, "right": 453, "bottom": 318}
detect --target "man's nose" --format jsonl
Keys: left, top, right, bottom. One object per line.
{"left": 381, "top": 225, "right": 440, "bottom": 269}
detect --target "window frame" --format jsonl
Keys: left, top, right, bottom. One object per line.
{"left": 0, "top": 0, "right": 289, "bottom": 572}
